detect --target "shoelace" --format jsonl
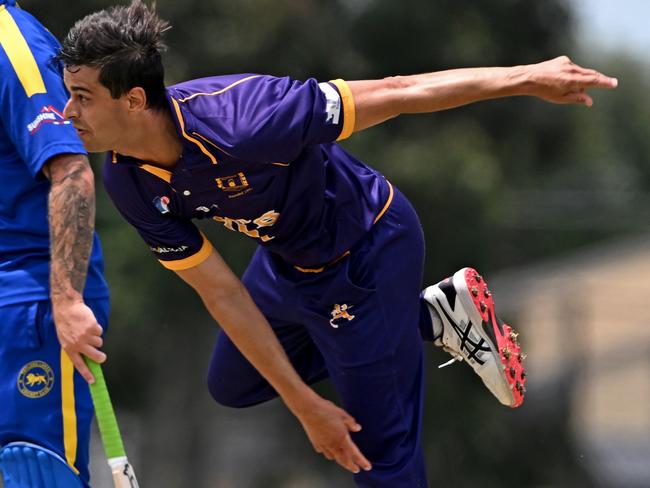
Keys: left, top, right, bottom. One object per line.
{"left": 438, "top": 347, "right": 464, "bottom": 369}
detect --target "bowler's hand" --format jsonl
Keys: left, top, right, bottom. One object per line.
{"left": 523, "top": 55, "right": 618, "bottom": 106}
{"left": 296, "top": 396, "right": 372, "bottom": 474}
{"left": 53, "top": 300, "right": 105, "bottom": 383}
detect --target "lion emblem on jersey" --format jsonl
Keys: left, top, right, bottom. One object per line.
{"left": 17, "top": 361, "right": 55, "bottom": 398}
{"left": 26, "top": 373, "right": 47, "bottom": 387}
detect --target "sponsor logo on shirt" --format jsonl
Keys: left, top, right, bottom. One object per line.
{"left": 153, "top": 196, "right": 171, "bottom": 214}
{"left": 318, "top": 82, "right": 341, "bottom": 125}
{"left": 213, "top": 210, "right": 279, "bottom": 242}
{"left": 26, "top": 105, "right": 70, "bottom": 135}
{"left": 149, "top": 245, "right": 189, "bottom": 254}
{"left": 329, "top": 303, "right": 355, "bottom": 328}
{"left": 17, "top": 361, "right": 55, "bottom": 398}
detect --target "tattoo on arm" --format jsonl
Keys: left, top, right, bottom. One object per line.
{"left": 48, "top": 156, "right": 95, "bottom": 300}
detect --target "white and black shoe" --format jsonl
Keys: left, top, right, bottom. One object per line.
{"left": 422, "top": 267, "right": 526, "bottom": 408}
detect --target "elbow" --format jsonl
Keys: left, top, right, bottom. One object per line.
{"left": 48, "top": 154, "right": 94, "bottom": 188}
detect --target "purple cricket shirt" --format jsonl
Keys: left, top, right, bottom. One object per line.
{"left": 103, "top": 74, "right": 392, "bottom": 270}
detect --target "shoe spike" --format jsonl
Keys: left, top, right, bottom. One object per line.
{"left": 502, "top": 347, "right": 511, "bottom": 360}
{"left": 518, "top": 353, "right": 527, "bottom": 363}
{"left": 480, "top": 301, "right": 487, "bottom": 312}
{"left": 475, "top": 274, "right": 482, "bottom": 283}
{"left": 509, "top": 331, "right": 519, "bottom": 341}
{"left": 484, "top": 289, "right": 491, "bottom": 298}
{"left": 509, "top": 367, "right": 516, "bottom": 378}
{"left": 521, "top": 370, "right": 527, "bottom": 380}
{"left": 471, "top": 286, "right": 478, "bottom": 297}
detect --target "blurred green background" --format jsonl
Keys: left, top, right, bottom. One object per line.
{"left": 18, "top": 0, "right": 650, "bottom": 486}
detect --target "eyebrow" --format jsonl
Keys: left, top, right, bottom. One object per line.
{"left": 69, "top": 86, "right": 92, "bottom": 94}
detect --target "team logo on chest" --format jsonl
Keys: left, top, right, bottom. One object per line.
{"left": 329, "top": 304, "right": 355, "bottom": 328}
{"left": 216, "top": 173, "right": 249, "bottom": 192}
{"left": 17, "top": 361, "right": 55, "bottom": 398}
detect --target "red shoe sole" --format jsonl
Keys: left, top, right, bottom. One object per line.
{"left": 463, "top": 267, "right": 526, "bottom": 408}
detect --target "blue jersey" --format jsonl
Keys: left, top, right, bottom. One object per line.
{"left": 103, "top": 74, "right": 392, "bottom": 270}
{"left": 0, "top": 1, "right": 109, "bottom": 306}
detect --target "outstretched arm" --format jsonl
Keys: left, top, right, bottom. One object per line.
{"left": 44, "top": 154, "right": 105, "bottom": 383}
{"left": 176, "top": 249, "right": 372, "bottom": 475}
{"left": 348, "top": 56, "right": 618, "bottom": 133}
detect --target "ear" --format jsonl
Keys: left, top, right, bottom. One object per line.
{"left": 126, "top": 87, "right": 147, "bottom": 111}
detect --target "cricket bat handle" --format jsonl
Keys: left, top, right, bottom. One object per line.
{"left": 109, "top": 456, "right": 139, "bottom": 488}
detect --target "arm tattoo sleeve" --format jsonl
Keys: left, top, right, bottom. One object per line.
{"left": 48, "top": 156, "right": 96, "bottom": 300}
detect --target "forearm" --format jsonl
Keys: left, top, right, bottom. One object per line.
{"left": 348, "top": 57, "right": 617, "bottom": 133}
{"left": 45, "top": 154, "right": 96, "bottom": 306}
{"left": 349, "top": 65, "right": 525, "bottom": 132}
{"left": 202, "top": 282, "right": 319, "bottom": 415}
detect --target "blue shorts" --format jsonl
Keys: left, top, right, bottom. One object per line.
{"left": 0, "top": 298, "right": 110, "bottom": 487}
{"left": 208, "top": 188, "right": 431, "bottom": 487}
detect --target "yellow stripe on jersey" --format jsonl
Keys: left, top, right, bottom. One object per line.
{"left": 178, "top": 75, "right": 260, "bottom": 102}
{"left": 373, "top": 180, "right": 394, "bottom": 224}
{"left": 158, "top": 233, "right": 214, "bottom": 271}
{"left": 60, "top": 350, "right": 80, "bottom": 475}
{"left": 0, "top": 5, "right": 46, "bottom": 97}
{"left": 170, "top": 97, "right": 218, "bottom": 164}
{"left": 139, "top": 163, "right": 173, "bottom": 183}
{"left": 330, "top": 79, "right": 355, "bottom": 141}
{"left": 192, "top": 131, "right": 236, "bottom": 158}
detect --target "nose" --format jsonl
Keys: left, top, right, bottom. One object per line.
{"left": 62, "top": 98, "right": 77, "bottom": 119}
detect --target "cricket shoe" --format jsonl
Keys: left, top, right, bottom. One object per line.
{"left": 422, "top": 267, "right": 526, "bottom": 408}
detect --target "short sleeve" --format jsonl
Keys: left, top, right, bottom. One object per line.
{"left": 102, "top": 157, "right": 213, "bottom": 271}
{"left": 175, "top": 75, "right": 355, "bottom": 163}
{"left": 0, "top": 6, "right": 86, "bottom": 177}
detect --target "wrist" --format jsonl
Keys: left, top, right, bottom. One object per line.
{"left": 503, "top": 65, "right": 533, "bottom": 96}
{"left": 51, "top": 289, "right": 84, "bottom": 309}
{"left": 279, "top": 383, "right": 323, "bottom": 418}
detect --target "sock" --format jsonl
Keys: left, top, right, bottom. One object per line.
{"left": 419, "top": 299, "right": 443, "bottom": 343}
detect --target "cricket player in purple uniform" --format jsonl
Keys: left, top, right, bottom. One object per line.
{"left": 0, "top": 1, "right": 110, "bottom": 486}
{"left": 57, "top": 2, "right": 617, "bottom": 486}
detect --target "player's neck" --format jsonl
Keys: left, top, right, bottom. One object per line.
{"left": 118, "top": 109, "right": 182, "bottom": 169}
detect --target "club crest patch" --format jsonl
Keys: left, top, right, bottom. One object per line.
{"left": 216, "top": 173, "right": 249, "bottom": 192}
{"left": 329, "top": 303, "right": 355, "bottom": 328}
{"left": 17, "top": 361, "right": 55, "bottom": 398}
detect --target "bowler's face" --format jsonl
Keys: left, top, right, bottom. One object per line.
{"left": 63, "top": 65, "right": 129, "bottom": 153}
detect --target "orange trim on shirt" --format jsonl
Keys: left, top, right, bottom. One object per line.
{"left": 330, "top": 79, "right": 355, "bottom": 141}
{"left": 170, "top": 97, "right": 218, "bottom": 164}
{"left": 178, "top": 75, "right": 260, "bottom": 102}
{"left": 158, "top": 234, "right": 213, "bottom": 271}
{"left": 139, "top": 164, "right": 172, "bottom": 183}
{"left": 373, "top": 180, "right": 394, "bottom": 224}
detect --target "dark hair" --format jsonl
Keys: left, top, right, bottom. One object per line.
{"left": 58, "top": 0, "right": 170, "bottom": 110}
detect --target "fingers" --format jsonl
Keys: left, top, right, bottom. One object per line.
{"left": 574, "top": 72, "right": 618, "bottom": 89}
{"left": 68, "top": 351, "right": 95, "bottom": 384}
{"left": 341, "top": 435, "right": 372, "bottom": 473}
{"left": 344, "top": 415, "right": 362, "bottom": 433}
{"left": 314, "top": 431, "right": 372, "bottom": 474}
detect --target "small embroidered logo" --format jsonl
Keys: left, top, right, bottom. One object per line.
{"left": 17, "top": 361, "right": 54, "bottom": 398}
{"left": 329, "top": 304, "right": 355, "bottom": 328}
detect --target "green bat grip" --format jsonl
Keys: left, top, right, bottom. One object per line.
{"left": 85, "top": 359, "right": 126, "bottom": 460}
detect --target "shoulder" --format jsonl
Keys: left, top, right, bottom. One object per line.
{"left": 0, "top": 5, "right": 62, "bottom": 94}
{"left": 166, "top": 74, "right": 296, "bottom": 121}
